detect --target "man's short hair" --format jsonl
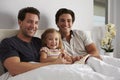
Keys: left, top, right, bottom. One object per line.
{"left": 18, "top": 7, "right": 40, "bottom": 21}
{"left": 55, "top": 8, "right": 75, "bottom": 24}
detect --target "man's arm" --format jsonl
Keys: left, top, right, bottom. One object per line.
{"left": 4, "top": 55, "right": 70, "bottom": 76}
{"left": 85, "top": 43, "right": 102, "bottom": 60}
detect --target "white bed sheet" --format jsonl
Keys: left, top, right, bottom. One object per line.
{"left": 0, "top": 55, "right": 119, "bottom": 80}
{"left": 0, "top": 64, "right": 115, "bottom": 80}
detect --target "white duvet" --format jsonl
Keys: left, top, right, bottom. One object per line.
{"left": 0, "top": 55, "right": 120, "bottom": 80}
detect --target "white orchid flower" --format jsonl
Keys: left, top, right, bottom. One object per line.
{"left": 101, "top": 23, "right": 116, "bottom": 52}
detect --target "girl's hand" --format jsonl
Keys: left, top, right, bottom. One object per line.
{"left": 54, "top": 54, "right": 72, "bottom": 64}
{"left": 60, "top": 49, "right": 73, "bottom": 63}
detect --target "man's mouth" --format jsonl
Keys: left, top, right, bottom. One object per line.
{"left": 28, "top": 29, "right": 36, "bottom": 33}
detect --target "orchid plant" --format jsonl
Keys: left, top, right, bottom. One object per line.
{"left": 101, "top": 23, "right": 116, "bottom": 52}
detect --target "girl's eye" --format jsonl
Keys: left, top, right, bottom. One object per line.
{"left": 48, "top": 38, "right": 52, "bottom": 40}
{"left": 55, "top": 38, "right": 59, "bottom": 41}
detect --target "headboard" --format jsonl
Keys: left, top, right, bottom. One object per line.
{"left": 0, "top": 29, "right": 45, "bottom": 42}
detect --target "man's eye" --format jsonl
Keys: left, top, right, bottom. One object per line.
{"left": 35, "top": 21, "right": 39, "bottom": 25}
{"left": 67, "top": 20, "right": 72, "bottom": 23}
{"left": 60, "top": 19, "right": 65, "bottom": 22}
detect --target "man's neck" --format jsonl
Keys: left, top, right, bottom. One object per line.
{"left": 17, "top": 33, "right": 32, "bottom": 43}
{"left": 61, "top": 31, "right": 71, "bottom": 43}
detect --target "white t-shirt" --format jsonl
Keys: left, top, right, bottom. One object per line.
{"left": 62, "top": 30, "right": 93, "bottom": 56}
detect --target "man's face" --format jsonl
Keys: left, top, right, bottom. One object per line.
{"left": 18, "top": 13, "right": 39, "bottom": 37}
{"left": 56, "top": 14, "right": 73, "bottom": 33}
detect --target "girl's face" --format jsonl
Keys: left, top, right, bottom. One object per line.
{"left": 45, "top": 32, "right": 60, "bottom": 49}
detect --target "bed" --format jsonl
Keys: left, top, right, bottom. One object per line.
{"left": 0, "top": 63, "right": 115, "bottom": 80}
{"left": 0, "top": 29, "right": 120, "bottom": 80}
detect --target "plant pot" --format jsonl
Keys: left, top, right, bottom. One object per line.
{"left": 104, "top": 52, "right": 113, "bottom": 57}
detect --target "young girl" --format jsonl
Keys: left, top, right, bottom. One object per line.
{"left": 40, "top": 28, "right": 73, "bottom": 63}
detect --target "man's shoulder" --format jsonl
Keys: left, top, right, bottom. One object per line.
{"left": 32, "top": 37, "right": 42, "bottom": 46}
{"left": 72, "top": 30, "right": 85, "bottom": 35}
{"left": 0, "top": 36, "right": 17, "bottom": 48}
{"left": 32, "top": 37, "right": 41, "bottom": 42}
{"left": 32, "top": 37, "right": 41, "bottom": 39}
{"left": 1, "top": 36, "right": 16, "bottom": 43}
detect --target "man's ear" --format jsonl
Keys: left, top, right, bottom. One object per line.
{"left": 18, "top": 20, "right": 22, "bottom": 28}
{"left": 18, "top": 20, "right": 21, "bottom": 25}
{"left": 56, "top": 23, "right": 59, "bottom": 28}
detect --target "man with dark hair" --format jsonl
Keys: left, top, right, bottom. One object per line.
{"left": 55, "top": 8, "right": 120, "bottom": 79}
{"left": 55, "top": 8, "right": 101, "bottom": 60}
{"left": 0, "top": 7, "right": 69, "bottom": 76}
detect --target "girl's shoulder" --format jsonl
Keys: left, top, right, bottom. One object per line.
{"left": 40, "top": 47, "right": 49, "bottom": 53}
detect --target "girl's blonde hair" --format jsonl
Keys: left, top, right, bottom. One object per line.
{"left": 41, "top": 28, "right": 63, "bottom": 49}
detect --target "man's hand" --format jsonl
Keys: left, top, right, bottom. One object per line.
{"left": 72, "top": 56, "right": 83, "bottom": 63}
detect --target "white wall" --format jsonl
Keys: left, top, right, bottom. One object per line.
{"left": 1, "top": 0, "right": 106, "bottom": 54}
{"left": 0, "top": 0, "right": 93, "bottom": 31}
{"left": 109, "top": 0, "right": 120, "bottom": 58}
{"left": 1, "top": 0, "right": 120, "bottom": 56}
